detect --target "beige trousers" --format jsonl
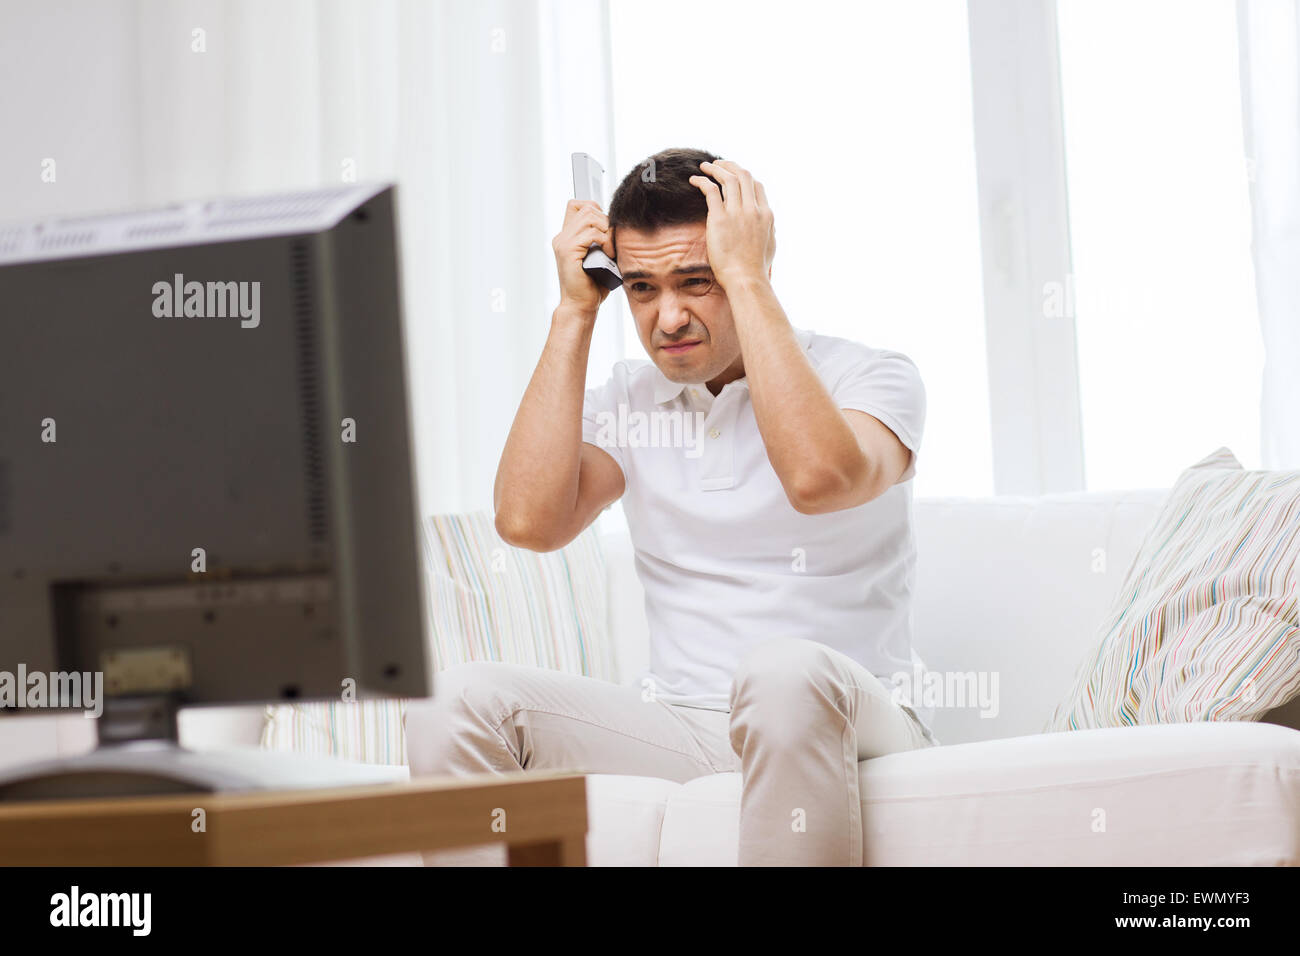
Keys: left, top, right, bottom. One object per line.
{"left": 404, "top": 636, "right": 936, "bottom": 866}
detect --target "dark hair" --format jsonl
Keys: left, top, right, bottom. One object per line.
{"left": 607, "top": 147, "right": 722, "bottom": 247}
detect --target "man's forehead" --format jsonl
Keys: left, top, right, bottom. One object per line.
{"left": 615, "top": 224, "right": 710, "bottom": 279}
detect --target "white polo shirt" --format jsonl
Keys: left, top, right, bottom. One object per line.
{"left": 582, "top": 327, "right": 937, "bottom": 745}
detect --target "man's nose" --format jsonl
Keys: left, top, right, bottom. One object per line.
{"left": 657, "top": 291, "right": 693, "bottom": 336}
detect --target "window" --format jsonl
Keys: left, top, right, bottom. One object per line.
{"left": 1056, "top": 0, "right": 1264, "bottom": 489}
{"left": 608, "top": 0, "right": 992, "bottom": 497}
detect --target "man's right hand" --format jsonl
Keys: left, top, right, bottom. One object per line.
{"left": 553, "top": 199, "right": 616, "bottom": 317}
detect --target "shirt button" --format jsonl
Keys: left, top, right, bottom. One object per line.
{"left": 708, "top": 428, "right": 720, "bottom": 440}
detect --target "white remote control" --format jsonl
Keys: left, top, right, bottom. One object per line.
{"left": 570, "top": 152, "right": 624, "bottom": 291}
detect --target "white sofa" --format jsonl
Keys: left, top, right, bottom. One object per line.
{"left": 589, "top": 488, "right": 1300, "bottom": 865}
{"left": 6, "top": 488, "right": 1300, "bottom": 865}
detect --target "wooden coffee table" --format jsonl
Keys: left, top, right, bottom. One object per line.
{"left": 0, "top": 770, "right": 587, "bottom": 866}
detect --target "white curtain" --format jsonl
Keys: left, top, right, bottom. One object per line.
{"left": 1238, "top": 0, "right": 1300, "bottom": 470}
{"left": 0, "top": 0, "right": 620, "bottom": 514}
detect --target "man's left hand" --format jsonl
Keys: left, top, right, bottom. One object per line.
{"left": 688, "top": 159, "right": 776, "bottom": 290}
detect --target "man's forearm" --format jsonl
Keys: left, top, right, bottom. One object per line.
{"left": 493, "top": 304, "right": 595, "bottom": 540}
{"left": 724, "top": 277, "right": 872, "bottom": 509}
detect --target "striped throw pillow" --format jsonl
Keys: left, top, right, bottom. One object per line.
{"left": 1045, "top": 447, "right": 1300, "bottom": 732}
{"left": 261, "top": 511, "right": 613, "bottom": 764}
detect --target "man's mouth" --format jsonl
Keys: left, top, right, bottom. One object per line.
{"left": 661, "top": 340, "right": 701, "bottom": 354}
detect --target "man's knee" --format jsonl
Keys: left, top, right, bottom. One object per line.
{"left": 727, "top": 639, "right": 846, "bottom": 755}
{"left": 431, "top": 661, "right": 510, "bottom": 704}
{"left": 730, "top": 638, "right": 833, "bottom": 707}
{"left": 405, "top": 661, "right": 517, "bottom": 775}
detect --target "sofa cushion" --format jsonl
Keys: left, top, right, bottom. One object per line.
{"left": 909, "top": 488, "right": 1167, "bottom": 745}
{"left": 418, "top": 774, "right": 679, "bottom": 867}
{"left": 261, "top": 511, "right": 614, "bottom": 764}
{"left": 586, "top": 774, "right": 681, "bottom": 866}
{"left": 1046, "top": 447, "right": 1300, "bottom": 731}
{"left": 652, "top": 722, "right": 1300, "bottom": 865}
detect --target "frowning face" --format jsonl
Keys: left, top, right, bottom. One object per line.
{"left": 615, "top": 221, "right": 745, "bottom": 395}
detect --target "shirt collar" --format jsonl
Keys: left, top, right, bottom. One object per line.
{"left": 653, "top": 327, "right": 815, "bottom": 405}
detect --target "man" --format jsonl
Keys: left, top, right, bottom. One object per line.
{"left": 407, "top": 147, "right": 939, "bottom": 866}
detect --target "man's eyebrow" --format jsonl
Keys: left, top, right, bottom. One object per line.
{"left": 620, "top": 263, "right": 713, "bottom": 282}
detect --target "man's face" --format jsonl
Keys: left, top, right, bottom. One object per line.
{"left": 614, "top": 221, "right": 744, "bottom": 391}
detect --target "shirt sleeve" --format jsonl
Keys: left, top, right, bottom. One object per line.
{"left": 830, "top": 347, "right": 926, "bottom": 484}
{"left": 582, "top": 372, "right": 627, "bottom": 478}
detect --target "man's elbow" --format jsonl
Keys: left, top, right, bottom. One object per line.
{"left": 494, "top": 510, "right": 567, "bottom": 552}
{"left": 786, "top": 459, "right": 879, "bottom": 515}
